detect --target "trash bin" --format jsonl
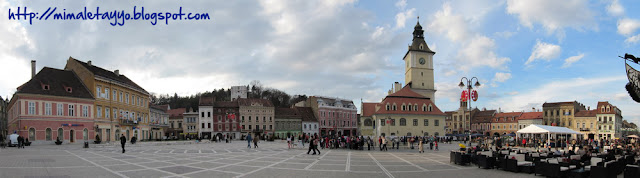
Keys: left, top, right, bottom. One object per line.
{"left": 83, "top": 141, "right": 89, "bottom": 148}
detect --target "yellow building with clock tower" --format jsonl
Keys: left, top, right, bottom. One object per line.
{"left": 403, "top": 19, "right": 436, "bottom": 102}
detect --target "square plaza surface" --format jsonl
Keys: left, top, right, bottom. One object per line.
{"left": 0, "top": 140, "right": 545, "bottom": 178}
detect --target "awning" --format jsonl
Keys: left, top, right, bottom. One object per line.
{"left": 516, "top": 124, "right": 582, "bottom": 135}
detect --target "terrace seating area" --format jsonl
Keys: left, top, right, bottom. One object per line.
{"left": 451, "top": 146, "right": 640, "bottom": 178}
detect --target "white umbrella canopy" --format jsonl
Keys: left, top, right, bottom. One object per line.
{"left": 627, "top": 135, "right": 639, "bottom": 138}
{"left": 516, "top": 124, "right": 582, "bottom": 135}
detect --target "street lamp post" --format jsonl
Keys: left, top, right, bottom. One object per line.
{"left": 459, "top": 77, "right": 481, "bottom": 147}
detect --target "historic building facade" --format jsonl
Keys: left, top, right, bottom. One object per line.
{"left": 149, "top": 105, "right": 169, "bottom": 140}
{"left": 490, "top": 112, "right": 522, "bottom": 136}
{"left": 542, "top": 101, "right": 587, "bottom": 130}
{"left": 306, "top": 96, "right": 357, "bottom": 136}
{"left": 403, "top": 20, "right": 437, "bottom": 102}
{"left": 0, "top": 96, "right": 7, "bottom": 136}
{"left": 182, "top": 108, "right": 199, "bottom": 139}
{"left": 238, "top": 98, "right": 273, "bottom": 139}
{"left": 517, "top": 111, "right": 543, "bottom": 130}
{"left": 363, "top": 86, "right": 446, "bottom": 137}
{"left": 596, "top": 101, "right": 623, "bottom": 140}
{"left": 274, "top": 107, "right": 302, "bottom": 139}
{"left": 7, "top": 67, "right": 95, "bottom": 144}
{"left": 197, "top": 97, "right": 214, "bottom": 139}
{"left": 574, "top": 109, "right": 597, "bottom": 140}
{"left": 65, "top": 57, "right": 150, "bottom": 142}
{"left": 471, "top": 109, "right": 496, "bottom": 136}
{"left": 298, "top": 107, "right": 318, "bottom": 136}
{"left": 213, "top": 100, "right": 240, "bottom": 140}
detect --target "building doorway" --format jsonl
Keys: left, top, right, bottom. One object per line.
{"left": 70, "top": 130, "right": 75, "bottom": 143}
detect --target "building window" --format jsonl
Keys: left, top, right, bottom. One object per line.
{"left": 45, "top": 103, "right": 51, "bottom": 115}
{"left": 83, "top": 128, "right": 88, "bottom": 140}
{"left": 83, "top": 106, "right": 89, "bottom": 117}
{"left": 399, "top": 118, "right": 406, "bottom": 126}
{"left": 28, "top": 102, "right": 35, "bottom": 115}
{"left": 424, "top": 119, "right": 429, "bottom": 126}
{"left": 413, "top": 119, "right": 418, "bottom": 126}
{"left": 414, "top": 104, "right": 418, "bottom": 111}
{"left": 29, "top": 128, "right": 35, "bottom": 141}
{"left": 125, "top": 93, "right": 129, "bottom": 104}
{"left": 208, "top": 123, "right": 211, "bottom": 128}
{"left": 112, "top": 89, "right": 117, "bottom": 100}
{"left": 590, "top": 123, "right": 593, "bottom": 128}
{"left": 57, "top": 103, "right": 63, "bottom": 116}
{"left": 57, "top": 128, "right": 63, "bottom": 140}
{"left": 381, "top": 119, "right": 386, "bottom": 126}
{"left": 391, "top": 119, "right": 396, "bottom": 126}
{"left": 428, "top": 105, "right": 433, "bottom": 112}
{"left": 393, "top": 104, "right": 397, "bottom": 110}
{"left": 270, "top": 125, "right": 273, "bottom": 130}
{"left": 386, "top": 104, "right": 390, "bottom": 111}
{"left": 96, "top": 86, "right": 101, "bottom": 98}
{"left": 68, "top": 105, "right": 75, "bottom": 116}
{"left": 435, "top": 120, "right": 439, "bottom": 126}
{"left": 202, "top": 123, "right": 205, "bottom": 129}
{"left": 105, "top": 107, "right": 110, "bottom": 119}
{"left": 207, "top": 112, "right": 211, "bottom": 117}
{"left": 402, "top": 105, "right": 406, "bottom": 111}
{"left": 96, "top": 106, "right": 102, "bottom": 118}
{"left": 105, "top": 88, "right": 110, "bottom": 99}
{"left": 45, "top": 128, "right": 52, "bottom": 141}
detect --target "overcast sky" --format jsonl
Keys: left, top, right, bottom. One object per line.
{"left": 1, "top": 0, "right": 639, "bottom": 124}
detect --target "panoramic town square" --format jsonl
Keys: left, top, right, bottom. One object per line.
{"left": 0, "top": 140, "right": 534, "bottom": 178}
{"left": 3, "top": 0, "right": 640, "bottom": 177}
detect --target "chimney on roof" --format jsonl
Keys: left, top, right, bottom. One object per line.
{"left": 498, "top": 107, "right": 501, "bottom": 113}
{"left": 588, "top": 106, "right": 590, "bottom": 110}
{"left": 31, "top": 60, "right": 35, "bottom": 78}
{"left": 114, "top": 69, "right": 119, "bottom": 75}
{"left": 532, "top": 107, "right": 535, "bottom": 112}
{"left": 394, "top": 82, "right": 401, "bottom": 93}
{"left": 87, "top": 60, "right": 92, "bottom": 66}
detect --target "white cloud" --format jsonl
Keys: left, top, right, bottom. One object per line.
{"left": 507, "top": 91, "right": 519, "bottom": 96}
{"left": 428, "top": 2, "right": 470, "bottom": 42}
{"left": 506, "top": 0, "right": 596, "bottom": 36}
{"left": 526, "top": 41, "right": 561, "bottom": 65}
{"left": 625, "top": 34, "right": 640, "bottom": 44}
{"left": 562, "top": 53, "right": 585, "bottom": 68}
{"left": 395, "top": 0, "right": 407, "bottom": 10}
{"left": 617, "top": 18, "right": 640, "bottom": 36}
{"left": 607, "top": 0, "right": 625, "bottom": 16}
{"left": 395, "top": 8, "right": 416, "bottom": 29}
{"left": 486, "top": 76, "right": 627, "bottom": 113}
{"left": 428, "top": 3, "right": 510, "bottom": 72}
{"left": 493, "top": 72, "right": 512, "bottom": 82}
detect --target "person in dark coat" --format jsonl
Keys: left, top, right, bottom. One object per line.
{"left": 120, "top": 134, "right": 126, "bottom": 153}
{"left": 18, "top": 135, "right": 24, "bottom": 149}
{"left": 307, "top": 135, "right": 316, "bottom": 155}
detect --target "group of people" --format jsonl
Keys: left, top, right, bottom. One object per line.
{"left": 0, "top": 134, "right": 29, "bottom": 149}
{"left": 245, "top": 134, "right": 260, "bottom": 149}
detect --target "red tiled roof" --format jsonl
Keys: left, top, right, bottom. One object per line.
{"left": 295, "top": 107, "right": 317, "bottom": 122}
{"left": 16, "top": 67, "right": 94, "bottom": 99}
{"left": 237, "top": 98, "right": 274, "bottom": 107}
{"left": 361, "top": 103, "right": 377, "bottom": 117}
{"left": 167, "top": 108, "right": 186, "bottom": 118}
{"left": 387, "top": 85, "right": 428, "bottom": 99}
{"left": 519, "top": 112, "right": 543, "bottom": 120}
{"left": 575, "top": 110, "right": 596, "bottom": 117}
{"left": 375, "top": 97, "right": 445, "bottom": 116}
{"left": 596, "top": 101, "right": 618, "bottom": 114}
{"left": 493, "top": 112, "right": 522, "bottom": 123}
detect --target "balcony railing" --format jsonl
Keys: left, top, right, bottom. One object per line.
{"left": 120, "top": 120, "right": 138, "bottom": 126}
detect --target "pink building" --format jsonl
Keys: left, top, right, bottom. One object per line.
{"left": 7, "top": 67, "right": 95, "bottom": 144}
{"left": 306, "top": 96, "right": 357, "bottom": 136}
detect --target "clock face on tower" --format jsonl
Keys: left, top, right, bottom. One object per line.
{"left": 419, "top": 58, "right": 426, "bottom": 65}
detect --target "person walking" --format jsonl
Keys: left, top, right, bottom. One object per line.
{"left": 418, "top": 138, "right": 424, "bottom": 153}
{"left": 120, "top": 134, "right": 126, "bottom": 153}
{"left": 307, "top": 136, "right": 316, "bottom": 155}
{"left": 313, "top": 136, "right": 321, "bottom": 155}
{"left": 246, "top": 134, "right": 253, "bottom": 149}
{"left": 287, "top": 135, "right": 292, "bottom": 149}
{"left": 253, "top": 135, "right": 259, "bottom": 148}
{"left": 378, "top": 136, "right": 382, "bottom": 150}
{"left": 435, "top": 140, "right": 439, "bottom": 151}
{"left": 381, "top": 137, "right": 388, "bottom": 151}
{"left": 17, "top": 135, "right": 23, "bottom": 149}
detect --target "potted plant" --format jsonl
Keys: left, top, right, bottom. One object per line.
{"left": 94, "top": 134, "right": 101, "bottom": 144}
{"left": 55, "top": 137, "right": 63, "bottom": 145}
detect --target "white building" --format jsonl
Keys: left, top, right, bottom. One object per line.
{"left": 198, "top": 97, "right": 214, "bottom": 139}
{"left": 297, "top": 107, "right": 319, "bottom": 136}
{"left": 230, "top": 86, "right": 247, "bottom": 100}
{"left": 596, "top": 101, "right": 623, "bottom": 140}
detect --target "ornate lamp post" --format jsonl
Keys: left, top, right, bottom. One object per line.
{"left": 459, "top": 77, "right": 481, "bottom": 146}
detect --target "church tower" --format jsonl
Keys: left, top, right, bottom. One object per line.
{"left": 404, "top": 18, "right": 436, "bottom": 102}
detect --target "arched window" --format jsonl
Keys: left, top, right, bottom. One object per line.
{"left": 45, "top": 128, "right": 52, "bottom": 141}
{"left": 428, "top": 104, "right": 433, "bottom": 112}
{"left": 364, "top": 119, "right": 372, "bottom": 126}
{"left": 414, "top": 104, "right": 418, "bottom": 111}
{"left": 400, "top": 118, "right": 406, "bottom": 126}
{"left": 402, "top": 105, "right": 406, "bottom": 111}
{"left": 423, "top": 105, "right": 426, "bottom": 111}
{"left": 386, "top": 104, "right": 390, "bottom": 111}
{"left": 57, "top": 128, "right": 64, "bottom": 140}
{"left": 83, "top": 128, "right": 88, "bottom": 140}
{"left": 29, "top": 128, "right": 35, "bottom": 141}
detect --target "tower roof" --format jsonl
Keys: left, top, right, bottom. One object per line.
{"left": 404, "top": 19, "right": 434, "bottom": 59}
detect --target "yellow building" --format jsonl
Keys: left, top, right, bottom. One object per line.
{"left": 542, "top": 101, "right": 586, "bottom": 130}
{"left": 65, "top": 57, "right": 150, "bottom": 142}
{"left": 574, "top": 109, "right": 597, "bottom": 139}
{"left": 403, "top": 19, "right": 437, "bottom": 102}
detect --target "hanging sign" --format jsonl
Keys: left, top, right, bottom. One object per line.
{"left": 471, "top": 90, "right": 478, "bottom": 101}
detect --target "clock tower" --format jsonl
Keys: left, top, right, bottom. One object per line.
{"left": 403, "top": 19, "right": 436, "bottom": 102}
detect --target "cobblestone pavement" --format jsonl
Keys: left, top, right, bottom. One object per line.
{"left": 0, "top": 141, "right": 539, "bottom": 178}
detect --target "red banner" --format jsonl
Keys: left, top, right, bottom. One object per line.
{"left": 461, "top": 90, "right": 469, "bottom": 102}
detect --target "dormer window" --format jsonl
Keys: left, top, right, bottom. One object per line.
{"left": 42, "top": 84, "right": 50, "bottom": 90}
{"left": 419, "top": 44, "right": 424, "bottom": 50}
{"left": 65, "top": 87, "right": 72, "bottom": 93}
